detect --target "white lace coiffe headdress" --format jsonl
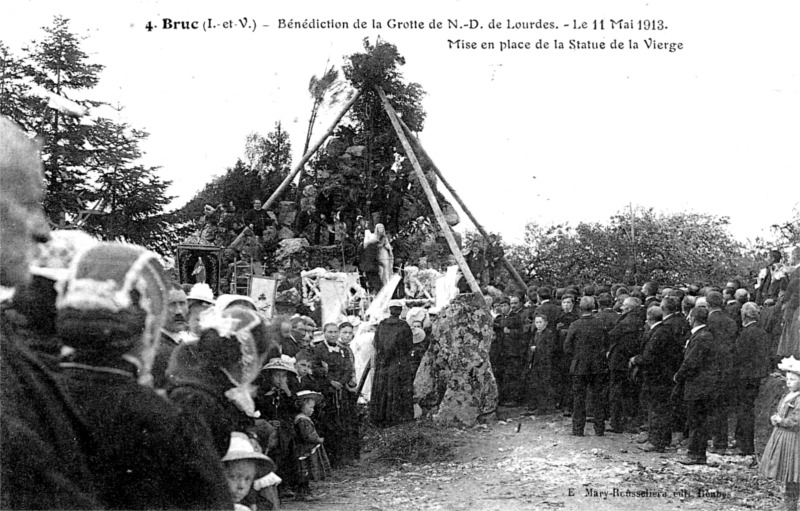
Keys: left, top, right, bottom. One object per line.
{"left": 198, "top": 306, "right": 265, "bottom": 417}
{"left": 55, "top": 243, "right": 167, "bottom": 351}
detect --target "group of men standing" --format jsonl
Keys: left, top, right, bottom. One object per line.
{"left": 491, "top": 281, "right": 776, "bottom": 465}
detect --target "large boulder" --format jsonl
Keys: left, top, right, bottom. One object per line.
{"left": 414, "top": 294, "right": 497, "bottom": 427}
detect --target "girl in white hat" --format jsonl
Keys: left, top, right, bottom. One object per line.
{"left": 760, "top": 356, "right": 800, "bottom": 511}
{"left": 221, "top": 432, "right": 276, "bottom": 510}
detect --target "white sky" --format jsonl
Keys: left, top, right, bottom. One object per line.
{"left": 2, "top": 0, "right": 798, "bottom": 245}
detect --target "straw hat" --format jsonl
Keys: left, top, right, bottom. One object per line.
{"left": 262, "top": 355, "right": 298, "bottom": 374}
{"left": 295, "top": 390, "right": 323, "bottom": 404}
{"left": 221, "top": 432, "right": 275, "bottom": 476}
{"left": 388, "top": 299, "right": 404, "bottom": 309}
{"left": 778, "top": 356, "right": 800, "bottom": 375}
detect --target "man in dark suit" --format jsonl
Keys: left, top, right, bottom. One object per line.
{"left": 152, "top": 283, "right": 189, "bottom": 390}
{"left": 661, "top": 295, "right": 690, "bottom": 440}
{"left": 661, "top": 296, "right": 690, "bottom": 371}
{"left": 500, "top": 294, "right": 528, "bottom": 406}
{"left": 754, "top": 249, "right": 786, "bottom": 305}
{"left": 731, "top": 302, "right": 770, "bottom": 455}
{"left": 534, "top": 286, "right": 562, "bottom": 332}
{"left": 642, "top": 282, "right": 660, "bottom": 310}
{"left": 242, "top": 199, "right": 275, "bottom": 240}
{"left": 705, "top": 290, "right": 739, "bottom": 453}
{"left": 564, "top": 297, "right": 608, "bottom": 436}
{"left": 607, "top": 297, "right": 644, "bottom": 433}
{"left": 594, "top": 293, "right": 619, "bottom": 335}
{"left": 535, "top": 287, "right": 565, "bottom": 409}
{"left": 675, "top": 307, "right": 716, "bottom": 465}
{"left": 724, "top": 287, "right": 743, "bottom": 333}
{"left": 279, "top": 317, "right": 303, "bottom": 357}
{"left": 557, "top": 294, "right": 580, "bottom": 412}
{"left": 631, "top": 306, "right": 681, "bottom": 452}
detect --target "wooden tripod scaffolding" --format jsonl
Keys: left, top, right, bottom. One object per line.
{"left": 258, "top": 83, "right": 531, "bottom": 309}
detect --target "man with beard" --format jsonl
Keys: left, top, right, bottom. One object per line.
{"left": 152, "top": 283, "right": 189, "bottom": 390}
{"left": 291, "top": 316, "right": 315, "bottom": 352}
{"left": 0, "top": 116, "right": 98, "bottom": 508}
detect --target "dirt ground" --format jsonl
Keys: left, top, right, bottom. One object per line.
{"left": 284, "top": 405, "right": 782, "bottom": 511}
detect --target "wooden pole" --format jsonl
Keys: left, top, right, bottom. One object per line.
{"left": 397, "top": 118, "right": 529, "bottom": 294}
{"left": 375, "top": 86, "right": 486, "bottom": 307}
{"left": 355, "top": 359, "right": 371, "bottom": 399}
{"left": 261, "top": 89, "right": 363, "bottom": 211}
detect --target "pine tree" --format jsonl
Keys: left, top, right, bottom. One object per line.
{"left": 20, "top": 15, "right": 104, "bottom": 226}
{"left": 0, "top": 43, "right": 38, "bottom": 130}
{"left": 82, "top": 110, "right": 175, "bottom": 254}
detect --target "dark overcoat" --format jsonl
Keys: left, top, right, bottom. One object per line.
{"left": 60, "top": 359, "right": 232, "bottom": 510}
{"left": 370, "top": 315, "right": 414, "bottom": 425}
{"left": 564, "top": 315, "right": 608, "bottom": 375}
{"left": 675, "top": 326, "right": 716, "bottom": 401}
{"left": 607, "top": 309, "right": 644, "bottom": 371}
{"left": 633, "top": 322, "right": 680, "bottom": 391}
{"left": 706, "top": 309, "right": 738, "bottom": 392}
{"left": 734, "top": 322, "right": 770, "bottom": 381}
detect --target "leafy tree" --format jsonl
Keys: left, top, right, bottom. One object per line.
{"left": 18, "top": 16, "right": 104, "bottom": 225}
{"left": 510, "top": 208, "right": 756, "bottom": 287}
{"left": 769, "top": 203, "right": 800, "bottom": 249}
{"left": 81, "top": 111, "right": 175, "bottom": 254}
{"left": 177, "top": 158, "right": 261, "bottom": 222}
{"left": 244, "top": 121, "right": 292, "bottom": 199}
{"left": 179, "top": 121, "right": 294, "bottom": 229}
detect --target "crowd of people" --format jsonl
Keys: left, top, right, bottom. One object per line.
{"left": 489, "top": 270, "right": 800, "bottom": 509}
{"left": 2, "top": 113, "right": 799, "bottom": 510}
{"left": 0, "top": 117, "right": 377, "bottom": 510}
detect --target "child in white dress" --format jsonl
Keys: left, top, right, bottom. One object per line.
{"left": 760, "top": 356, "right": 800, "bottom": 511}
